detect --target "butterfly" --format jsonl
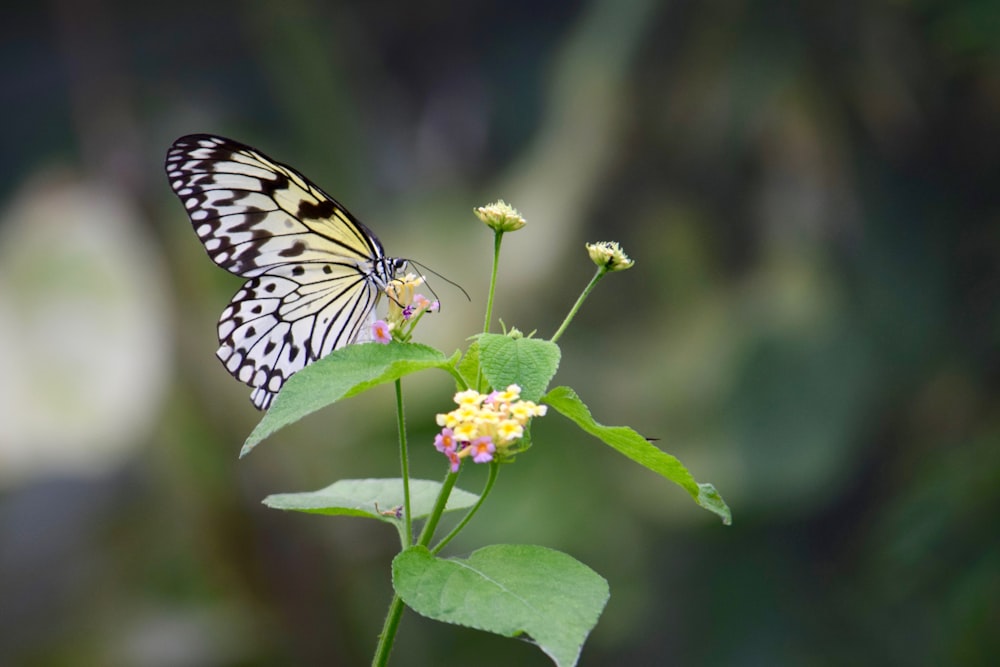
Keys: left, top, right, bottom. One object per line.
{"left": 165, "top": 134, "right": 407, "bottom": 410}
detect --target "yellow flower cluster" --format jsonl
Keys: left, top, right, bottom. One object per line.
{"left": 434, "top": 384, "right": 547, "bottom": 470}
{"left": 377, "top": 273, "right": 439, "bottom": 343}
{"left": 385, "top": 273, "right": 426, "bottom": 323}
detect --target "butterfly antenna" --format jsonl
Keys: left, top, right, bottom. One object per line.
{"left": 409, "top": 259, "right": 471, "bottom": 303}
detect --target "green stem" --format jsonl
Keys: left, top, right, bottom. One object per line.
{"left": 477, "top": 230, "right": 505, "bottom": 392}
{"left": 431, "top": 462, "right": 499, "bottom": 555}
{"left": 371, "top": 380, "right": 413, "bottom": 667}
{"left": 550, "top": 266, "right": 608, "bottom": 343}
{"left": 417, "top": 470, "right": 460, "bottom": 547}
{"left": 445, "top": 365, "right": 470, "bottom": 391}
{"left": 482, "top": 230, "right": 504, "bottom": 335}
{"left": 372, "top": 593, "right": 406, "bottom": 667}
{"left": 394, "top": 379, "right": 413, "bottom": 546}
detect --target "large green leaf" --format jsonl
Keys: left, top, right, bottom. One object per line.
{"left": 542, "top": 386, "right": 731, "bottom": 525}
{"left": 263, "top": 478, "right": 479, "bottom": 522}
{"left": 393, "top": 544, "right": 609, "bottom": 666}
{"left": 241, "top": 342, "right": 459, "bottom": 457}
{"left": 478, "top": 333, "right": 560, "bottom": 400}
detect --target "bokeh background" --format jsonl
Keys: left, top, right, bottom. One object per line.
{"left": 1, "top": 1, "right": 998, "bottom": 665}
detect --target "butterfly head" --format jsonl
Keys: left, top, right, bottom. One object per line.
{"left": 371, "top": 256, "right": 408, "bottom": 286}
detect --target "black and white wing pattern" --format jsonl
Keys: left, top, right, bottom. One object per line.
{"left": 165, "top": 134, "right": 403, "bottom": 410}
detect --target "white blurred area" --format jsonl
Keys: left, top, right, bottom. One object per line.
{"left": 0, "top": 171, "right": 171, "bottom": 486}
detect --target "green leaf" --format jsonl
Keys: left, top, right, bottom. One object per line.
{"left": 479, "top": 333, "right": 560, "bottom": 401}
{"left": 542, "top": 386, "right": 732, "bottom": 525}
{"left": 393, "top": 544, "right": 609, "bottom": 667}
{"left": 456, "top": 339, "right": 480, "bottom": 389}
{"left": 263, "top": 478, "right": 479, "bottom": 522}
{"left": 241, "top": 342, "right": 459, "bottom": 457}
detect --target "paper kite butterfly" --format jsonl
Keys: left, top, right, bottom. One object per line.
{"left": 165, "top": 134, "right": 406, "bottom": 410}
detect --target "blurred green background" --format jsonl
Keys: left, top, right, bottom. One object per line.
{"left": 1, "top": 1, "right": 997, "bottom": 665}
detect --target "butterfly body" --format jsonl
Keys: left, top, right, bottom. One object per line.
{"left": 166, "top": 134, "right": 404, "bottom": 409}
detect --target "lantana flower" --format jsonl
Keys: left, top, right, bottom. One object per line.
{"left": 382, "top": 273, "right": 439, "bottom": 341}
{"left": 432, "top": 383, "right": 547, "bottom": 471}
{"left": 372, "top": 319, "right": 393, "bottom": 344}
{"left": 407, "top": 293, "right": 439, "bottom": 318}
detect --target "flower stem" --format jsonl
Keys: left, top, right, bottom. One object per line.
{"left": 372, "top": 593, "right": 406, "bottom": 667}
{"left": 372, "top": 380, "right": 413, "bottom": 667}
{"left": 431, "top": 462, "right": 499, "bottom": 554}
{"left": 482, "top": 230, "right": 504, "bottom": 335}
{"left": 394, "top": 379, "right": 413, "bottom": 546}
{"left": 445, "top": 364, "right": 470, "bottom": 391}
{"left": 550, "top": 266, "right": 608, "bottom": 343}
{"left": 417, "top": 469, "right": 460, "bottom": 548}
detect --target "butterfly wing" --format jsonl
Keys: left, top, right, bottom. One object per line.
{"left": 166, "top": 134, "right": 385, "bottom": 277}
{"left": 165, "top": 134, "right": 395, "bottom": 409}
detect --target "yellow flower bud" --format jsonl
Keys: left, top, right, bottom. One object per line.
{"left": 586, "top": 241, "right": 634, "bottom": 271}
{"left": 474, "top": 199, "right": 526, "bottom": 232}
